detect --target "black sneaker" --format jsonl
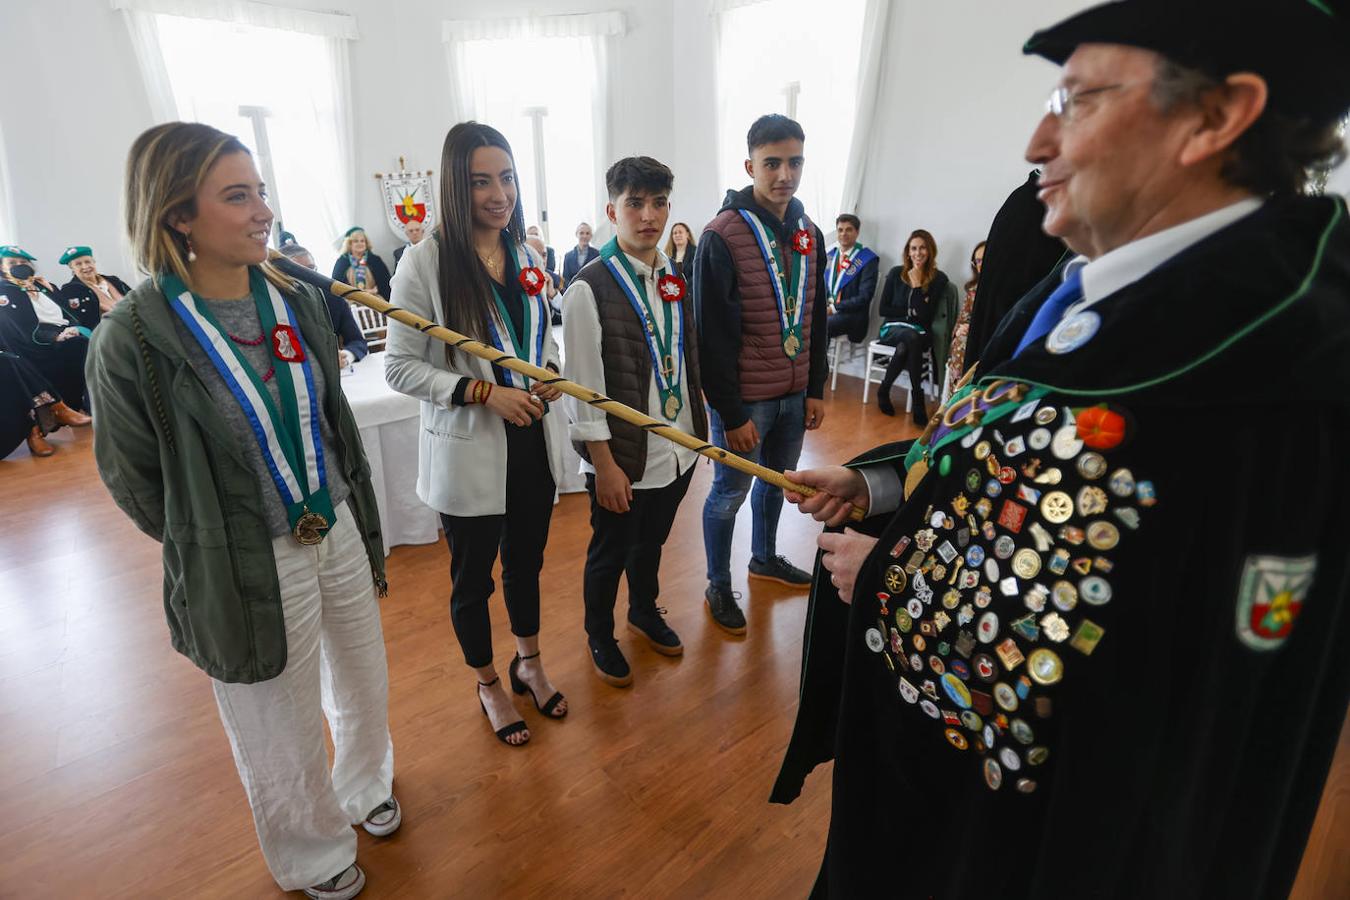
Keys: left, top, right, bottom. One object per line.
{"left": 588, "top": 637, "right": 634, "bottom": 687}
{"left": 627, "top": 607, "right": 683, "bottom": 657}
{"left": 704, "top": 585, "right": 747, "bottom": 635}
{"left": 748, "top": 555, "right": 812, "bottom": 587}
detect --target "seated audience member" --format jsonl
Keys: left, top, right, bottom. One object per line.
{"left": 0, "top": 337, "right": 66, "bottom": 457}
{"left": 562, "top": 221, "right": 600, "bottom": 285}
{"left": 874, "top": 229, "right": 957, "bottom": 424}
{"left": 663, "top": 222, "right": 697, "bottom": 282}
{"left": 962, "top": 170, "right": 1067, "bottom": 369}
{"left": 393, "top": 218, "right": 426, "bottom": 269}
{"left": 525, "top": 235, "right": 561, "bottom": 294}
{"left": 332, "top": 226, "right": 392, "bottom": 299}
{"left": 58, "top": 245, "right": 132, "bottom": 330}
{"left": 945, "top": 239, "right": 985, "bottom": 391}
{"left": 527, "top": 234, "right": 563, "bottom": 324}
{"left": 280, "top": 243, "right": 370, "bottom": 366}
{"left": 526, "top": 225, "right": 558, "bottom": 274}
{"left": 0, "top": 246, "right": 93, "bottom": 419}
{"left": 824, "top": 214, "right": 879, "bottom": 343}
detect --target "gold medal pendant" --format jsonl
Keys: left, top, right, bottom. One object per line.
{"left": 663, "top": 393, "right": 681, "bottom": 420}
{"left": 293, "top": 510, "right": 329, "bottom": 545}
{"left": 783, "top": 331, "right": 801, "bottom": 357}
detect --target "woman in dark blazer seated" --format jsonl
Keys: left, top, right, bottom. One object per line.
{"left": 331, "top": 227, "right": 392, "bottom": 300}
{"left": 58, "top": 245, "right": 132, "bottom": 330}
{"left": 875, "top": 228, "right": 949, "bottom": 424}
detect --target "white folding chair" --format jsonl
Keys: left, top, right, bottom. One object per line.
{"left": 863, "top": 338, "right": 938, "bottom": 411}
{"left": 353, "top": 303, "right": 388, "bottom": 353}
{"left": 827, "top": 334, "right": 865, "bottom": 391}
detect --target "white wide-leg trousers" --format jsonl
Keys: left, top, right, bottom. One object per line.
{"left": 211, "top": 503, "right": 394, "bottom": 891}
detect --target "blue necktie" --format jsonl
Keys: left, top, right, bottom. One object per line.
{"left": 1013, "top": 268, "right": 1084, "bottom": 357}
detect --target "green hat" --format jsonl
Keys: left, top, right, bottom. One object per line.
{"left": 344, "top": 226, "right": 365, "bottom": 238}
{"left": 0, "top": 245, "right": 36, "bottom": 261}
{"left": 59, "top": 245, "right": 93, "bottom": 266}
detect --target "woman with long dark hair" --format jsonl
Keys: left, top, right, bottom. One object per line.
{"left": 385, "top": 122, "right": 568, "bottom": 748}
{"left": 87, "top": 122, "right": 396, "bottom": 900}
{"left": 874, "top": 229, "right": 950, "bottom": 424}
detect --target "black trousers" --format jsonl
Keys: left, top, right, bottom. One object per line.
{"left": 439, "top": 420, "right": 555, "bottom": 668}
{"left": 582, "top": 466, "right": 694, "bottom": 643}
{"left": 879, "top": 327, "right": 928, "bottom": 396}
{"left": 826, "top": 311, "right": 865, "bottom": 341}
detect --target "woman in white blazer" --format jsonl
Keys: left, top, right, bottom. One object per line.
{"left": 386, "top": 122, "right": 569, "bottom": 747}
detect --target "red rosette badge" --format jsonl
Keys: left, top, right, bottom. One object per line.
{"left": 271, "top": 324, "right": 307, "bottom": 363}
{"left": 657, "top": 274, "right": 687, "bottom": 303}
{"left": 518, "top": 266, "right": 546, "bottom": 296}
{"left": 791, "top": 229, "right": 814, "bottom": 255}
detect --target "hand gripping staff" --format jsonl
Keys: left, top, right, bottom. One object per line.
{"left": 267, "top": 251, "right": 866, "bottom": 522}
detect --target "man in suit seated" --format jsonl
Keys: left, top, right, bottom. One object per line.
{"left": 824, "top": 214, "right": 879, "bottom": 343}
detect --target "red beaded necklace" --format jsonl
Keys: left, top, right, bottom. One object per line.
{"left": 228, "top": 332, "right": 275, "bottom": 382}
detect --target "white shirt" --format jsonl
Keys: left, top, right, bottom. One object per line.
{"left": 861, "top": 196, "right": 1265, "bottom": 516}
{"left": 562, "top": 248, "right": 699, "bottom": 490}
{"left": 29, "top": 287, "right": 69, "bottom": 327}
{"left": 1064, "top": 197, "right": 1264, "bottom": 314}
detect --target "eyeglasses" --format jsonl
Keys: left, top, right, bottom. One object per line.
{"left": 1045, "top": 83, "right": 1127, "bottom": 121}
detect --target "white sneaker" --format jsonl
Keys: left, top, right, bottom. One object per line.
{"left": 304, "top": 862, "right": 365, "bottom": 900}
{"left": 362, "top": 795, "right": 401, "bottom": 837}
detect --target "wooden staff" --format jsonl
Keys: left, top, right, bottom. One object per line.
{"left": 268, "top": 251, "right": 865, "bottom": 522}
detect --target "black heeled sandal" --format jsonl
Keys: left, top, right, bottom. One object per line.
{"left": 477, "top": 677, "right": 529, "bottom": 746}
{"left": 509, "top": 652, "right": 568, "bottom": 719}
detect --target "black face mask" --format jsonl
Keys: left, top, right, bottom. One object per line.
{"left": 8, "top": 264, "right": 35, "bottom": 280}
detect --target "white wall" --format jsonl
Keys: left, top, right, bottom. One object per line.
{"left": 3, "top": 0, "right": 155, "bottom": 279}
{"left": 851, "top": 0, "right": 1084, "bottom": 283}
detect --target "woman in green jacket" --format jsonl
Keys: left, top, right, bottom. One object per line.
{"left": 86, "top": 122, "right": 395, "bottom": 900}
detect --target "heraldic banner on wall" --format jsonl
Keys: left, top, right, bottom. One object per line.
{"left": 375, "top": 157, "right": 436, "bottom": 240}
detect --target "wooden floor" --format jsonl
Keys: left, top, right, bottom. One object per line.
{"left": 1, "top": 376, "right": 1346, "bottom": 899}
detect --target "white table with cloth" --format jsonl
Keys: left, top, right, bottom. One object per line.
{"left": 340, "top": 351, "right": 586, "bottom": 556}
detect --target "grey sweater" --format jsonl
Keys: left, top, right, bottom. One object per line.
{"left": 173, "top": 296, "right": 351, "bottom": 537}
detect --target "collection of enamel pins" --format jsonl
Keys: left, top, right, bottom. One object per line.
{"left": 864, "top": 379, "right": 1158, "bottom": 793}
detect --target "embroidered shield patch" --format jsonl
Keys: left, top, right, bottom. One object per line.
{"left": 1235, "top": 554, "right": 1317, "bottom": 651}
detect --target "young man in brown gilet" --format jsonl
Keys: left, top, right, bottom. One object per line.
{"left": 562, "top": 156, "right": 708, "bottom": 687}
{"left": 693, "top": 114, "right": 829, "bottom": 634}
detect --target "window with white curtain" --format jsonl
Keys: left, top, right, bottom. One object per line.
{"left": 113, "top": 0, "right": 356, "bottom": 274}
{"left": 153, "top": 15, "right": 348, "bottom": 272}
{"left": 444, "top": 14, "right": 622, "bottom": 248}
{"left": 714, "top": 0, "right": 868, "bottom": 223}
{"left": 457, "top": 36, "right": 597, "bottom": 244}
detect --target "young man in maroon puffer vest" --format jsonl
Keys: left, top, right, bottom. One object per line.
{"left": 693, "top": 114, "right": 829, "bottom": 634}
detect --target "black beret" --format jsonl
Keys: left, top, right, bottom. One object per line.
{"left": 1025, "top": 0, "right": 1350, "bottom": 122}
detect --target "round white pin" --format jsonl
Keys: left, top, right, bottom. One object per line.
{"left": 1046, "top": 310, "right": 1101, "bottom": 354}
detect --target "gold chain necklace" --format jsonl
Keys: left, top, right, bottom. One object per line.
{"left": 478, "top": 247, "right": 503, "bottom": 276}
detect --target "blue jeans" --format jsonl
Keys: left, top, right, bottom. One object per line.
{"left": 702, "top": 391, "right": 807, "bottom": 589}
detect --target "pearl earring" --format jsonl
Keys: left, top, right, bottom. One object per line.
{"left": 186, "top": 234, "right": 197, "bottom": 263}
